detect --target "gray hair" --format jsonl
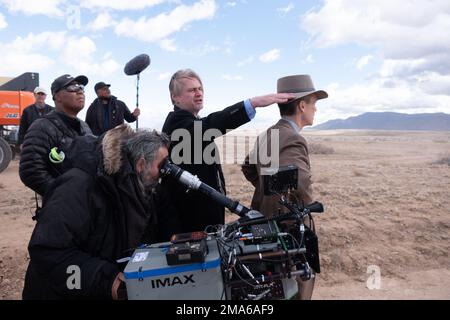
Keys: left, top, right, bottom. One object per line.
{"left": 169, "top": 69, "right": 203, "bottom": 104}
{"left": 123, "top": 130, "right": 170, "bottom": 165}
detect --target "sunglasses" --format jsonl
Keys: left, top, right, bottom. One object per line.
{"left": 63, "top": 83, "right": 85, "bottom": 93}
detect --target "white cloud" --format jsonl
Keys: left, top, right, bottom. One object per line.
{"left": 0, "top": 0, "right": 64, "bottom": 17}
{"left": 115, "top": 0, "right": 217, "bottom": 42}
{"left": 379, "top": 58, "right": 425, "bottom": 78}
{"left": 357, "top": 54, "right": 374, "bottom": 70}
{"left": 158, "top": 72, "right": 171, "bottom": 80}
{"left": 0, "top": 13, "right": 7, "bottom": 29}
{"left": 411, "top": 71, "right": 450, "bottom": 96}
{"left": 302, "top": 54, "right": 315, "bottom": 64}
{"left": 181, "top": 42, "right": 219, "bottom": 57}
{"left": 301, "top": 0, "right": 450, "bottom": 117}
{"left": 237, "top": 56, "right": 254, "bottom": 67}
{"left": 88, "top": 12, "right": 116, "bottom": 31}
{"left": 222, "top": 74, "right": 243, "bottom": 81}
{"left": 225, "top": 1, "right": 237, "bottom": 7}
{"left": 80, "top": 0, "right": 166, "bottom": 11}
{"left": 277, "top": 3, "right": 294, "bottom": 15}
{"left": 0, "top": 31, "right": 119, "bottom": 77}
{"left": 61, "top": 36, "right": 120, "bottom": 76}
{"left": 223, "top": 37, "right": 234, "bottom": 55}
{"left": 0, "top": 31, "right": 65, "bottom": 75}
{"left": 302, "top": 0, "right": 450, "bottom": 63}
{"left": 315, "top": 79, "right": 450, "bottom": 125}
{"left": 159, "top": 38, "right": 177, "bottom": 52}
{"left": 259, "top": 49, "right": 280, "bottom": 63}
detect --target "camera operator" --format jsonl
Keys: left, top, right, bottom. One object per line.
{"left": 242, "top": 74, "right": 328, "bottom": 299}
{"left": 22, "top": 125, "right": 170, "bottom": 300}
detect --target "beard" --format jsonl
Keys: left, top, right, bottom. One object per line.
{"left": 100, "top": 96, "right": 111, "bottom": 103}
{"left": 137, "top": 171, "right": 159, "bottom": 195}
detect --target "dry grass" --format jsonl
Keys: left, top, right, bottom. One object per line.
{"left": 223, "top": 130, "right": 450, "bottom": 293}
{"left": 433, "top": 155, "right": 450, "bottom": 166}
{"left": 352, "top": 169, "right": 367, "bottom": 177}
{"left": 309, "top": 143, "right": 335, "bottom": 155}
{"left": 1, "top": 131, "right": 450, "bottom": 299}
{"left": 224, "top": 164, "right": 242, "bottom": 175}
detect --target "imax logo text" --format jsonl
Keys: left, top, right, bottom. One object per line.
{"left": 151, "top": 274, "right": 195, "bottom": 289}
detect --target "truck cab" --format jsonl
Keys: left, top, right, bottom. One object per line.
{"left": 0, "top": 72, "right": 39, "bottom": 172}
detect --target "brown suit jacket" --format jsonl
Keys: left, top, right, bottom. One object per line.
{"left": 242, "top": 119, "right": 313, "bottom": 217}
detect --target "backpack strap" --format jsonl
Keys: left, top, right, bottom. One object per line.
{"left": 45, "top": 115, "right": 76, "bottom": 139}
{"left": 32, "top": 192, "right": 42, "bottom": 221}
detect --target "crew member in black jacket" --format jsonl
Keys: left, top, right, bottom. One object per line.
{"left": 85, "top": 82, "right": 140, "bottom": 136}
{"left": 160, "top": 69, "right": 294, "bottom": 239}
{"left": 19, "top": 74, "right": 92, "bottom": 196}
{"left": 18, "top": 86, "right": 54, "bottom": 148}
{"left": 22, "top": 126, "right": 170, "bottom": 300}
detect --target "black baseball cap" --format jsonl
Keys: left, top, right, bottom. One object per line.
{"left": 51, "top": 74, "right": 88, "bottom": 97}
{"left": 94, "top": 82, "right": 111, "bottom": 92}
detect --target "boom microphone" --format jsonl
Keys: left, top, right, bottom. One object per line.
{"left": 124, "top": 54, "right": 151, "bottom": 76}
{"left": 124, "top": 54, "right": 151, "bottom": 130}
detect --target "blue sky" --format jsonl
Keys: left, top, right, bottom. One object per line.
{"left": 1, "top": 0, "right": 449, "bottom": 130}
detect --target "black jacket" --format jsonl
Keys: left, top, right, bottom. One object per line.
{"left": 85, "top": 96, "right": 136, "bottom": 136}
{"left": 19, "top": 110, "right": 92, "bottom": 196}
{"left": 18, "top": 104, "right": 54, "bottom": 145}
{"left": 22, "top": 130, "right": 162, "bottom": 300}
{"left": 160, "top": 102, "right": 250, "bottom": 237}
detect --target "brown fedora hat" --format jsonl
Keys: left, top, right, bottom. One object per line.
{"left": 277, "top": 74, "right": 328, "bottom": 101}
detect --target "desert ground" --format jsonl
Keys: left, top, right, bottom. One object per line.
{"left": 1, "top": 129, "right": 449, "bottom": 299}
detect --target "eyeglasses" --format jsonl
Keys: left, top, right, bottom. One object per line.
{"left": 36, "top": 92, "right": 47, "bottom": 96}
{"left": 63, "top": 83, "right": 85, "bottom": 93}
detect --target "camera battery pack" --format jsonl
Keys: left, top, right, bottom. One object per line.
{"left": 166, "top": 239, "right": 208, "bottom": 265}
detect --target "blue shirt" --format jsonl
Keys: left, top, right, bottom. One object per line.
{"left": 281, "top": 116, "right": 301, "bottom": 132}
{"left": 244, "top": 99, "right": 256, "bottom": 120}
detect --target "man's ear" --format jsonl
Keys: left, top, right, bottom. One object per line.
{"left": 297, "top": 100, "right": 305, "bottom": 113}
{"left": 136, "top": 157, "right": 146, "bottom": 174}
{"left": 171, "top": 93, "right": 178, "bottom": 105}
{"left": 53, "top": 92, "right": 61, "bottom": 103}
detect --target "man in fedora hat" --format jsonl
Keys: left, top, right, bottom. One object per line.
{"left": 242, "top": 74, "right": 328, "bottom": 299}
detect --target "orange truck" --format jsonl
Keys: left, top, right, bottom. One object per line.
{"left": 0, "top": 73, "right": 38, "bottom": 173}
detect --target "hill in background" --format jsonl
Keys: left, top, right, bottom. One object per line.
{"left": 313, "top": 112, "right": 450, "bottom": 131}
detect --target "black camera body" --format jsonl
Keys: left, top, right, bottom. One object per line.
{"left": 263, "top": 165, "right": 298, "bottom": 195}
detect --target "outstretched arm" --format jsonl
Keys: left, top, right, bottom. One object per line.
{"left": 249, "top": 93, "right": 295, "bottom": 109}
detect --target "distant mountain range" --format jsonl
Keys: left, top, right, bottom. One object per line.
{"left": 313, "top": 112, "right": 450, "bottom": 131}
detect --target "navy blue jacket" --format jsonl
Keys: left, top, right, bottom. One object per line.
{"left": 18, "top": 104, "right": 54, "bottom": 145}
{"left": 85, "top": 96, "right": 136, "bottom": 135}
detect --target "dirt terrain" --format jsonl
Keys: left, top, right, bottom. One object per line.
{"left": 1, "top": 130, "right": 449, "bottom": 299}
